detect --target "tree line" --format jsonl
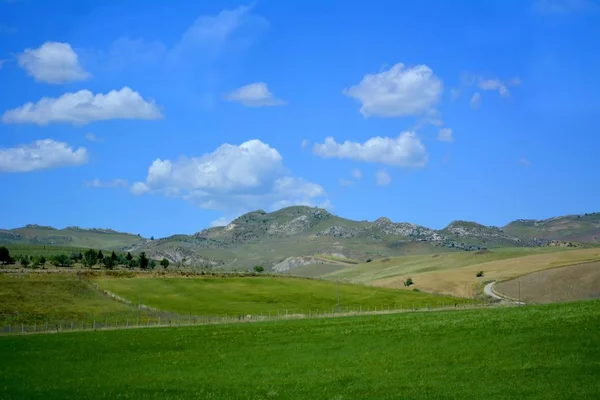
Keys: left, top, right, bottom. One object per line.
{"left": 0, "top": 246, "right": 170, "bottom": 270}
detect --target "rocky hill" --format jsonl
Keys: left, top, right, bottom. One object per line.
{"left": 3, "top": 206, "right": 597, "bottom": 270}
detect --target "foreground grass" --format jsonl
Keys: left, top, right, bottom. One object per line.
{"left": 0, "top": 274, "right": 149, "bottom": 326}
{"left": 1, "top": 300, "right": 599, "bottom": 399}
{"left": 96, "top": 276, "right": 469, "bottom": 316}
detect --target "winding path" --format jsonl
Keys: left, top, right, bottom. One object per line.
{"left": 484, "top": 281, "right": 525, "bottom": 305}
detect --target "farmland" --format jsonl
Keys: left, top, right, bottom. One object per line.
{"left": 0, "top": 300, "right": 598, "bottom": 399}
{"left": 95, "top": 275, "right": 468, "bottom": 316}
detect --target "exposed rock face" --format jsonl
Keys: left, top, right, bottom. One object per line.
{"left": 150, "top": 247, "right": 224, "bottom": 268}
{"left": 445, "top": 221, "right": 521, "bottom": 243}
{"left": 272, "top": 256, "right": 326, "bottom": 272}
{"left": 316, "top": 226, "right": 361, "bottom": 238}
{"left": 268, "top": 215, "right": 312, "bottom": 236}
{"left": 374, "top": 218, "right": 445, "bottom": 241}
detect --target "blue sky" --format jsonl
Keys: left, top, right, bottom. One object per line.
{"left": 1, "top": 0, "right": 599, "bottom": 238}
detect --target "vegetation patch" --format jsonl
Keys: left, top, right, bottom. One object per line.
{"left": 0, "top": 300, "right": 598, "bottom": 399}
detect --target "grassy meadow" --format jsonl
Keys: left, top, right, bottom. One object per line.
{"left": 1, "top": 300, "right": 598, "bottom": 399}
{"left": 0, "top": 274, "right": 152, "bottom": 326}
{"left": 95, "top": 275, "right": 470, "bottom": 316}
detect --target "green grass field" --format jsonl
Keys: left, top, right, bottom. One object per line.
{"left": 95, "top": 276, "right": 469, "bottom": 316}
{"left": 0, "top": 274, "right": 151, "bottom": 326}
{"left": 1, "top": 300, "right": 598, "bottom": 399}
{"left": 3, "top": 244, "right": 90, "bottom": 258}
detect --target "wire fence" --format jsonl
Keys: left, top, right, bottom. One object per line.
{"left": 0, "top": 299, "right": 497, "bottom": 336}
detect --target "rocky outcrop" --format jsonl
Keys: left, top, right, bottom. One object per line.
{"left": 272, "top": 256, "right": 326, "bottom": 272}
{"left": 316, "top": 225, "right": 361, "bottom": 238}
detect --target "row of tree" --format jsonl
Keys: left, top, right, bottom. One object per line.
{"left": 0, "top": 246, "right": 171, "bottom": 270}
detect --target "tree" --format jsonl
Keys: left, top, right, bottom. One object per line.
{"left": 39, "top": 255, "right": 46, "bottom": 265}
{"left": 83, "top": 249, "right": 99, "bottom": 268}
{"left": 253, "top": 265, "right": 264, "bottom": 273}
{"left": 0, "top": 247, "right": 10, "bottom": 264}
{"left": 98, "top": 250, "right": 104, "bottom": 260}
{"left": 160, "top": 258, "right": 169, "bottom": 269}
{"left": 111, "top": 251, "right": 117, "bottom": 262}
{"left": 126, "top": 252, "right": 133, "bottom": 261}
{"left": 52, "top": 254, "right": 72, "bottom": 267}
{"left": 139, "top": 252, "right": 149, "bottom": 270}
{"left": 20, "top": 255, "right": 30, "bottom": 268}
{"left": 128, "top": 258, "right": 139, "bottom": 269}
{"left": 150, "top": 236, "right": 154, "bottom": 241}
{"left": 103, "top": 257, "right": 115, "bottom": 270}
{"left": 149, "top": 259, "right": 156, "bottom": 270}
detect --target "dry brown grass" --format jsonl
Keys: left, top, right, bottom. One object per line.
{"left": 495, "top": 261, "right": 600, "bottom": 303}
{"left": 370, "top": 248, "right": 600, "bottom": 298}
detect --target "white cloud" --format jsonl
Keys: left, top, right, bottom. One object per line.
{"left": 352, "top": 168, "right": 363, "bottom": 179}
{"left": 210, "top": 216, "right": 232, "bottom": 227}
{"left": 169, "top": 5, "right": 269, "bottom": 62}
{"left": 533, "top": 0, "right": 599, "bottom": 13}
{"left": 301, "top": 139, "right": 310, "bottom": 149}
{"left": 131, "top": 139, "right": 328, "bottom": 213}
{"left": 84, "top": 179, "right": 128, "bottom": 188}
{"left": 519, "top": 157, "right": 531, "bottom": 166}
{"left": 343, "top": 63, "right": 443, "bottom": 118}
{"left": 313, "top": 132, "right": 428, "bottom": 168}
{"left": 450, "top": 88, "right": 460, "bottom": 101}
{"left": 224, "top": 82, "right": 285, "bottom": 107}
{"left": 470, "top": 92, "right": 482, "bottom": 110}
{"left": 375, "top": 169, "right": 391, "bottom": 186}
{"left": 16, "top": 42, "right": 90, "bottom": 84}
{"left": 338, "top": 178, "right": 354, "bottom": 187}
{"left": 85, "top": 133, "right": 101, "bottom": 142}
{"left": 437, "top": 128, "right": 454, "bottom": 142}
{"left": 2, "top": 87, "right": 162, "bottom": 125}
{"left": 0, "top": 139, "right": 88, "bottom": 172}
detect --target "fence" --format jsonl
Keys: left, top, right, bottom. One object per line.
{"left": 0, "top": 299, "right": 497, "bottom": 336}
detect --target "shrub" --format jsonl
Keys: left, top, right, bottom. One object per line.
{"left": 403, "top": 278, "right": 414, "bottom": 287}
{"left": 139, "top": 252, "right": 149, "bottom": 270}
{"left": 0, "top": 246, "right": 11, "bottom": 264}
{"left": 52, "top": 254, "right": 72, "bottom": 267}
{"left": 253, "top": 265, "right": 264, "bottom": 273}
{"left": 160, "top": 258, "right": 169, "bottom": 269}
{"left": 412, "top": 288, "right": 421, "bottom": 292}
{"left": 149, "top": 259, "right": 156, "bottom": 270}
{"left": 366, "top": 258, "right": 373, "bottom": 263}
{"left": 476, "top": 271, "right": 484, "bottom": 277}
{"left": 83, "top": 249, "right": 99, "bottom": 267}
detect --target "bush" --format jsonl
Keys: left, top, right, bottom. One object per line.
{"left": 83, "top": 249, "right": 99, "bottom": 268}
{"left": 149, "top": 259, "right": 156, "bottom": 270}
{"left": 253, "top": 265, "right": 264, "bottom": 273}
{"left": 476, "top": 271, "right": 484, "bottom": 277}
{"left": 52, "top": 254, "right": 72, "bottom": 267}
{"left": 160, "top": 258, "right": 169, "bottom": 270}
{"left": 139, "top": 252, "right": 149, "bottom": 270}
{"left": 366, "top": 258, "right": 373, "bottom": 263}
{"left": 0, "top": 246, "right": 11, "bottom": 264}
{"left": 403, "top": 278, "right": 414, "bottom": 287}
{"left": 412, "top": 288, "right": 421, "bottom": 292}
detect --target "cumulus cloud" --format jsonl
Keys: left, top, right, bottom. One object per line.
{"left": 338, "top": 178, "right": 354, "bottom": 187}
{"left": 0, "top": 139, "right": 88, "bottom": 172}
{"left": 313, "top": 132, "right": 428, "bottom": 168}
{"left": 343, "top": 63, "right": 443, "bottom": 118}
{"left": 223, "top": 82, "right": 285, "bottom": 107}
{"left": 375, "top": 169, "right": 391, "bottom": 186}
{"left": 519, "top": 157, "right": 531, "bottom": 166}
{"left": 437, "top": 128, "right": 454, "bottom": 142}
{"left": 352, "top": 168, "right": 363, "bottom": 179}
{"left": 16, "top": 42, "right": 90, "bottom": 84}
{"left": 470, "top": 92, "right": 482, "bottom": 110}
{"left": 301, "top": 139, "right": 310, "bottom": 149}
{"left": 169, "top": 5, "right": 269, "bottom": 62}
{"left": 2, "top": 87, "right": 162, "bottom": 125}
{"left": 84, "top": 179, "right": 128, "bottom": 188}
{"left": 131, "top": 139, "right": 328, "bottom": 213}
